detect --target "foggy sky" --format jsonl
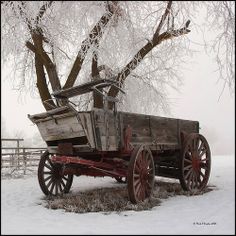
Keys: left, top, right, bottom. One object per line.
{"left": 1, "top": 20, "right": 235, "bottom": 156}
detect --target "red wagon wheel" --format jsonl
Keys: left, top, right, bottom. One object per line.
{"left": 127, "top": 145, "right": 155, "bottom": 203}
{"left": 38, "top": 151, "right": 73, "bottom": 196}
{"left": 179, "top": 133, "right": 211, "bottom": 194}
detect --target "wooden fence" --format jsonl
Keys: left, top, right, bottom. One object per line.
{"left": 1, "top": 138, "right": 47, "bottom": 176}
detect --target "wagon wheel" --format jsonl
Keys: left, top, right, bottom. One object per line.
{"left": 38, "top": 151, "right": 73, "bottom": 196}
{"left": 127, "top": 145, "right": 155, "bottom": 203}
{"left": 115, "top": 176, "right": 127, "bottom": 183}
{"left": 179, "top": 133, "right": 211, "bottom": 194}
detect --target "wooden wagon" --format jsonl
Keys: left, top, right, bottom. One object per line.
{"left": 28, "top": 79, "right": 211, "bottom": 203}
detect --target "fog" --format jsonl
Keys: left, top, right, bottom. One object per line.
{"left": 1, "top": 22, "right": 235, "bottom": 155}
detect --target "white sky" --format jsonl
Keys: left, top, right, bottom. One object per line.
{"left": 1, "top": 16, "right": 235, "bottom": 155}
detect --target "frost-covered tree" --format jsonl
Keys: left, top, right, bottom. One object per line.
{"left": 1, "top": 1, "right": 235, "bottom": 113}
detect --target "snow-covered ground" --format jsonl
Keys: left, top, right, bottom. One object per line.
{"left": 1, "top": 155, "right": 235, "bottom": 235}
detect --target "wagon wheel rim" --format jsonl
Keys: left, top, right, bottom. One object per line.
{"left": 38, "top": 151, "right": 73, "bottom": 196}
{"left": 127, "top": 145, "right": 155, "bottom": 203}
{"left": 180, "top": 133, "right": 211, "bottom": 194}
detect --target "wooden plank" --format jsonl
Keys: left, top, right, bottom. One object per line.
{"left": 37, "top": 115, "right": 85, "bottom": 141}
{"left": 52, "top": 79, "right": 119, "bottom": 98}
{"left": 93, "top": 109, "right": 119, "bottom": 151}
{"left": 78, "top": 113, "right": 95, "bottom": 148}
{"left": 150, "top": 116, "right": 178, "bottom": 144}
{"left": 1, "top": 139, "right": 24, "bottom": 141}
{"left": 179, "top": 120, "right": 199, "bottom": 134}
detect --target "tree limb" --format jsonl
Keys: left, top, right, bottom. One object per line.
{"left": 35, "top": 1, "right": 53, "bottom": 25}
{"left": 154, "top": 1, "right": 172, "bottom": 38}
{"left": 35, "top": 54, "right": 56, "bottom": 110}
{"left": 107, "top": 1, "right": 190, "bottom": 109}
{"left": 63, "top": 1, "right": 119, "bottom": 89}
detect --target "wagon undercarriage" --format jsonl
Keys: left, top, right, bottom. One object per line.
{"left": 29, "top": 79, "right": 211, "bottom": 203}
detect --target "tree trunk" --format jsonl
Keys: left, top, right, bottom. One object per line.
{"left": 35, "top": 54, "right": 56, "bottom": 110}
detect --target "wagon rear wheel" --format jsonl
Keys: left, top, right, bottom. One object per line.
{"left": 179, "top": 133, "right": 211, "bottom": 194}
{"left": 127, "top": 145, "right": 155, "bottom": 203}
{"left": 38, "top": 151, "right": 73, "bottom": 196}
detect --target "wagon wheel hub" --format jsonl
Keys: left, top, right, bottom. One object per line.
{"left": 192, "top": 156, "right": 200, "bottom": 172}
{"left": 140, "top": 168, "right": 149, "bottom": 184}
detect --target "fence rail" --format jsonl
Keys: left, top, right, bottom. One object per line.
{"left": 1, "top": 138, "right": 47, "bottom": 176}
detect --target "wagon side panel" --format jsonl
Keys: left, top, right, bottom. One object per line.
{"left": 120, "top": 112, "right": 152, "bottom": 147}
{"left": 150, "top": 116, "right": 178, "bottom": 145}
{"left": 179, "top": 120, "right": 199, "bottom": 134}
{"left": 33, "top": 111, "right": 95, "bottom": 154}
{"left": 92, "top": 109, "right": 119, "bottom": 151}
{"left": 37, "top": 115, "right": 85, "bottom": 141}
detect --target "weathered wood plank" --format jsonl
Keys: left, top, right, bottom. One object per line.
{"left": 37, "top": 115, "right": 85, "bottom": 141}
{"left": 150, "top": 116, "right": 178, "bottom": 144}
{"left": 78, "top": 113, "right": 95, "bottom": 148}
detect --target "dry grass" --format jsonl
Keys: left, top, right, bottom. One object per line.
{"left": 43, "top": 179, "right": 214, "bottom": 214}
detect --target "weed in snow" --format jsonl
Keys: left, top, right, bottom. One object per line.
{"left": 43, "top": 180, "right": 213, "bottom": 214}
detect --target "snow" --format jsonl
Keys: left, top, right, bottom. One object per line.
{"left": 1, "top": 155, "right": 235, "bottom": 235}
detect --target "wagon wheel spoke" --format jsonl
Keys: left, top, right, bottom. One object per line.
{"left": 200, "top": 158, "right": 207, "bottom": 163}
{"left": 183, "top": 164, "right": 192, "bottom": 171}
{"left": 44, "top": 163, "right": 52, "bottom": 171}
{"left": 60, "top": 178, "right": 66, "bottom": 188}
{"left": 193, "top": 173, "right": 199, "bottom": 189}
{"left": 199, "top": 171, "right": 205, "bottom": 178}
{"left": 187, "top": 172, "right": 193, "bottom": 189}
{"left": 43, "top": 171, "right": 52, "bottom": 174}
{"left": 46, "top": 178, "right": 53, "bottom": 189}
{"left": 179, "top": 133, "right": 211, "bottom": 194}
{"left": 135, "top": 181, "right": 142, "bottom": 195}
{"left": 184, "top": 158, "right": 192, "bottom": 164}
{"left": 134, "top": 178, "right": 141, "bottom": 187}
{"left": 184, "top": 168, "right": 193, "bottom": 180}
{"left": 44, "top": 175, "right": 52, "bottom": 182}
{"left": 58, "top": 181, "right": 63, "bottom": 193}
{"left": 55, "top": 182, "right": 59, "bottom": 195}
{"left": 200, "top": 163, "right": 208, "bottom": 169}
{"left": 62, "top": 176, "right": 69, "bottom": 182}
{"left": 140, "top": 186, "right": 145, "bottom": 200}
{"left": 199, "top": 148, "right": 207, "bottom": 158}
{"left": 47, "top": 158, "right": 55, "bottom": 167}
{"left": 197, "top": 140, "right": 204, "bottom": 154}
{"left": 147, "top": 168, "right": 154, "bottom": 175}
{"left": 49, "top": 181, "right": 56, "bottom": 194}
{"left": 134, "top": 173, "right": 140, "bottom": 179}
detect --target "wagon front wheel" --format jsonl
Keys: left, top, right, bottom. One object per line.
{"left": 179, "top": 133, "right": 211, "bottom": 194}
{"left": 38, "top": 151, "right": 73, "bottom": 196}
{"left": 127, "top": 145, "right": 155, "bottom": 203}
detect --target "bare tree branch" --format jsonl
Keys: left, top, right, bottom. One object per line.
{"left": 154, "top": 1, "right": 172, "bottom": 38}
{"left": 63, "top": 1, "right": 119, "bottom": 89}
{"left": 35, "top": 1, "right": 53, "bottom": 25}
{"left": 107, "top": 1, "right": 191, "bottom": 109}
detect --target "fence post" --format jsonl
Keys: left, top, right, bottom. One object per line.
{"left": 17, "top": 140, "right": 20, "bottom": 170}
{"left": 23, "top": 148, "right": 27, "bottom": 175}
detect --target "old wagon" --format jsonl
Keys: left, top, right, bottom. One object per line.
{"left": 28, "top": 79, "right": 211, "bottom": 203}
